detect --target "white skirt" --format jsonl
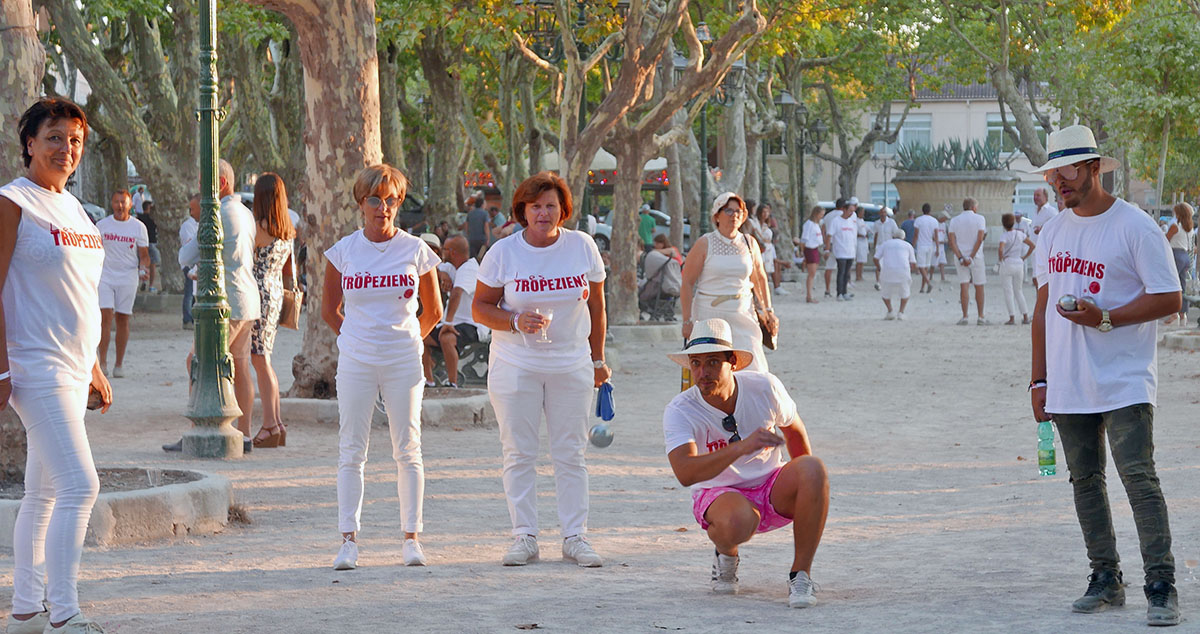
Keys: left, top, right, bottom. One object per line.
{"left": 693, "top": 294, "right": 768, "bottom": 373}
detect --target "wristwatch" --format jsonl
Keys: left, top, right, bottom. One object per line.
{"left": 592, "top": 359, "right": 607, "bottom": 369}
{"left": 1097, "top": 310, "right": 1113, "bottom": 332}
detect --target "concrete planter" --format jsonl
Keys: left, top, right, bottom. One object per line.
{"left": 892, "top": 171, "right": 1021, "bottom": 244}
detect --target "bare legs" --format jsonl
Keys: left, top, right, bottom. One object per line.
{"left": 805, "top": 262, "right": 818, "bottom": 302}
{"left": 251, "top": 353, "right": 281, "bottom": 433}
{"left": 97, "top": 309, "right": 131, "bottom": 370}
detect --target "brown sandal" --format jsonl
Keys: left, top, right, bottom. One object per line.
{"left": 252, "top": 424, "right": 283, "bottom": 448}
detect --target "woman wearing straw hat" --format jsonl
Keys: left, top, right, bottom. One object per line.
{"left": 1030, "top": 123, "right": 1182, "bottom": 626}
{"left": 679, "top": 192, "right": 777, "bottom": 372}
{"left": 661, "top": 318, "right": 828, "bottom": 608}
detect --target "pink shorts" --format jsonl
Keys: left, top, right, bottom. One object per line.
{"left": 692, "top": 466, "right": 792, "bottom": 534}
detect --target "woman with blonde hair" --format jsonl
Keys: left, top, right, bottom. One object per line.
{"left": 1165, "top": 202, "right": 1194, "bottom": 325}
{"left": 249, "top": 173, "right": 296, "bottom": 448}
{"left": 322, "top": 164, "right": 442, "bottom": 570}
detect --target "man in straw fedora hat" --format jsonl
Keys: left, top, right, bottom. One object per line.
{"left": 1030, "top": 124, "right": 1182, "bottom": 626}
{"left": 661, "top": 318, "right": 829, "bottom": 608}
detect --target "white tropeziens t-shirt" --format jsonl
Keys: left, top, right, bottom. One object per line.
{"left": 1034, "top": 198, "right": 1181, "bottom": 414}
{"left": 0, "top": 177, "right": 105, "bottom": 389}
{"left": 948, "top": 210, "right": 987, "bottom": 259}
{"left": 662, "top": 371, "right": 797, "bottom": 491}
{"left": 476, "top": 228, "right": 605, "bottom": 373}
{"left": 96, "top": 215, "right": 148, "bottom": 286}
{"left": 828, "top": 214, "right": 858, "bottom": 259}
{"left": 800, "top": 219, "right": 823, "bottom": 249}
{"left": 444, "top": 257, "right": 487, "bottom": 334}
{"left": 1031, "top": 202, "right": 1058, "bottom": 244}
{"left": 913, "top": 214, "right": 939, "bottom": 250}
{"left": 875, "top": 238, "right": 916, "bottom": 284}
{"left": 325, "top": 229, "right": 440, "bottom": 366}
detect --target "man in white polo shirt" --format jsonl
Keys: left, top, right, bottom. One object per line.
{"left": 948, "top": 197, "right": 989, "bottom": 325}
{"left": 912, "top": 204, "right": 939, "bottom": 294}
{"left": 1031, "top": 124, "right": 1182, "bottom": 627}
{"left": 422, "top": 235, "right": 488, "bottom": 387}
{"left": 825, "top": 198, "right": 858, "bottom": 300}
{"left": 662, "top": 318, "right": 828, "bottom": 608}
{"left": 96, "top": 190, "right": 150, "bottom": 377}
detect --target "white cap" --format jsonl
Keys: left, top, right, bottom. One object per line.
{"left": 848, "top": 196, "right": 859, "bottom": 206}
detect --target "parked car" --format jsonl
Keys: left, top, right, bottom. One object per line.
{"left": 594, "top": 208, "right": 691, "bottom": 251}
{"left": 818, "top": 200, "right": 884, "bottom": 223}
{"left": 81, "top": 202, "right": 105, "bottom": 223}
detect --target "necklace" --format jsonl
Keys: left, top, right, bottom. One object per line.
{"left": 364, "top": 230, "right": 394, "bottom": 253}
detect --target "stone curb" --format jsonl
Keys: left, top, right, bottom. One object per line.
{"left": 0, "top": 469, "right": 231, "bottom": 548}
{"left": 281, "top": 391, "right": 497, "bottom": 429}
{"left": 1162, "top": 330, "right": 1200, "bottom": 351}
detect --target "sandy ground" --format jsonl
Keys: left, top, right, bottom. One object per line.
{"left": 2, "top": 273, "right": 1199, "bottom": 634}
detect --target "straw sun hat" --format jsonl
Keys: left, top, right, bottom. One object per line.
{"left": 667, "top": 318, "right": 755, "bottom": 371}
{"left": 1031, "top": 124, "right": 1120, "bottom": 174}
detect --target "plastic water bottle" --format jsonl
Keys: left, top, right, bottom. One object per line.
{"left": 1037, "top": 420, "right": 1056, "bottom": 476}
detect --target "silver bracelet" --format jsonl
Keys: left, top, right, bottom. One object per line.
{"left": 510, "top": 312, "right": 520, "bottom": 332}
{"left": 0, "top": 370, "right": 10, "bottom": 381}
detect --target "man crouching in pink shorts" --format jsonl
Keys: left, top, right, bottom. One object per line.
{"left": 663, "top": 318, "right": 829, "bottom": 608}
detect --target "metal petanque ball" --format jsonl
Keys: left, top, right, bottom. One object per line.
{"left": 589, "top": 424, "right": 614, "bottom": 448}
{"left": 1058, "top": 294, "right": 1078, "bottom": 311}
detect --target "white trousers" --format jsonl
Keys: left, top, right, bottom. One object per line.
{"left": 488, "top": 358, "right": 592, "bottom": 537}
{"left": 1000, "top": 259, "right": 1029, "bottom": 317}
{"left": 335, "top": 354, "right": 424, "bottom": 534}
{"left": 10, "top": 384, "right": 100, "bottom": 623}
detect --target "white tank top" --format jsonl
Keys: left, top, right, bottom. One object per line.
{"left": 0, "top": 177, "right": 105, "bottom": 388}
{"left": 695, "top": 231, "right": 755, "bottom": 296}
{"left": 1168, "top": 225, "right": 1190, "bottom": 250}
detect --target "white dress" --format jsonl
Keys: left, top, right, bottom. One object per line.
{"left": 692, "top": 230, "right": 768, "bottom": 372}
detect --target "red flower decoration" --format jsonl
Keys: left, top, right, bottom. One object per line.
{"left": 1088, "top": 281, "right": 1100, "bottom": 294}
{"left": 403, "top": 288, "right": 414, "bottom": 299}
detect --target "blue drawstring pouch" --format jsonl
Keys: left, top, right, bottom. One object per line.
{"left": 595, "top": 382, "right": 615, "bottom": 421}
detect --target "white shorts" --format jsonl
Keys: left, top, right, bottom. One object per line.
{"left": 824, "top": 251, "right": 836, "bottom": 270}
{"left": 936, "top": 248, "right": 947, "bottom": 266}
{"left": 916, "top": 246, "right": 936, "bottom": 268}
{"left": 98, "top": 279, "right": 137, "bottom": 314}
{"left": 881, "top": 281, "right": 911, "bottom": 301}
{"left": 856, "top": 240, "right": 869, "bottom": 263}
{"left": 956, "top": 257, "right": 987, "bottom": 285}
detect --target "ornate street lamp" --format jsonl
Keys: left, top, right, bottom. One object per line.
{"left": 776, "top": 91, "right": 826, "bottom": 231}
{"left": 184, "top": 0, "right": 243, "bottom": 458}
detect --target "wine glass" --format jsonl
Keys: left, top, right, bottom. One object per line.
{"left": 533, "top": 307, "right": 554, "bottom": 343}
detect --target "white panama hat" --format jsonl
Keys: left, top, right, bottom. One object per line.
{"left": 419, "top": 233, "right": 442, "bottom": 249}
{"left": 667, "top": 318, "right": 755, "bottom": 371}
{"left": 1031, "top": 124, "right": 1120, "bottom": 174}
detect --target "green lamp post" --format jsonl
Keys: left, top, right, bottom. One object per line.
{"left": 184, "top": 0, "right": 243, "bottom": 458}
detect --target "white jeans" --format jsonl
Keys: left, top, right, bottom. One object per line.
{"left": 1000, "top": 259, "right": 1029, "bottom": 317}
{"left": 335, "top": 354, "right": 424, "bottom": 534}
{"left": 10, "top": 384, "right": 100, "bottom": 623}
{"left": 488, "top": 357, "right": 592, "bottom": 537}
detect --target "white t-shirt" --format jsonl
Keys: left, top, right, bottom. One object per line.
{"left": 662, "top": 371, "right": 797, "bottom": 491}
{"left": 0, "top": 177, "right": 105, "bottom": 389}
{"left": 1031, "top": 202, "right": 1059, "bottom": 244}
{"left": 936, "top": 222, "right": 948, "bottom": 246}
{"left": 444, "top": 257, "right": 486, "bottom": 332}
{"left": 856, "top": 216, "right": 869, "bottom": 241}
{"left": 875, "top": 238, "right": 916, "bottom": 284}
{"left": 477, "top": 229, "right": 605, "bottom": 373}
{"left": 999, "top": 229, "right": 1026, "bottom": 262}
{"left": 179, "top": 216, "right": 198, "bottom": 248}
{"left": 913, "top": 214, "right": 939, "bottom": 249}
{"left": 1034, "top": 198, "right": 1181, "bottom": 413}
{"left": 828, "top": 214, "right": 858, "bottom": 259}
{"left": 875, "top": 217, "right": 899, "bottom": 245}
{"left": 948, "top": 210, "right": 986, "bottom": 258}
{"left": 324, "top": 230, "right": 440, "bottom": 366}
{"left": 178, "top": 195, "right": 261, "bottom": 321}
{"left": 800, "top": 219, "right": 823, "bottom": 249}
{"left": 96, "top": 215, "right": 148, "bottom": 286}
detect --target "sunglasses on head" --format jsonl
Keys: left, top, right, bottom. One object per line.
{"left": 722, "top": 414, "right": 740, "bottom": 443}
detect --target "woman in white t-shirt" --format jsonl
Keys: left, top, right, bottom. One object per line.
{"left": 472, "top": 172, "right": 610, "bottom": 568}
{"left": 1164, "top": 203, "right": 1194, "bottom": 325}
{"left": 997, "top": 213, "right": 1036, "bottom": 325}
{"left": 2, "top": 98, "right": 111, "bottom": 632}
{"left": 796, "top": 206, "right": 825, "bottom": 303}
{"left": 321, "top": 164, "right": 442, "bottom": 571}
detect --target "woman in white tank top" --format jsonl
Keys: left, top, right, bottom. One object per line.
{"left": 680, "top": 193, "right": 777, "bottom": 372}
{"left": 1, "top": 99, "right": 110, "bottom": 631}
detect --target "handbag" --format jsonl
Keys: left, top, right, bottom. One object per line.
{"left": 278, "top": 249, "right": 303, "bottom": 330}
{"left": 743, "top": 234, "right": 778, "bottom": 351}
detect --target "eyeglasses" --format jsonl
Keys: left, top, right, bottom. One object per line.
{"left": 722, "top": 414, "right": 740, "bottom": 443}
{"left": 719, "top": 207, "right": 744, "bottom": 217}
{"left": 1043, "top": 160, "right": 1095, "bottom": 184}
{"left": 365, "top": 196, "right": 401, "bottom": 210}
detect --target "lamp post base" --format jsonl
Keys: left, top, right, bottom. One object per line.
{"left": 182, "top": 421, "right": 244, "bottom": 459}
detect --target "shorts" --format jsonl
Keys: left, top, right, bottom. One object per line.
{"left": 430, "top": 323, "right": 480, "bottom": 353}
{"left": 916, "top": 245, "right": 936, "bottom": 268}
{"left": 956, "top": 257, "right": 987, "bottom": 285}
{"left": 936, "top": 248, "right": 947, "bottom": 266}
{"left": 98, "top": 279, "right": 137, "bottom": 314}
{"left": 803, "top": 247, "right": 821, "bottom": 264}
{"left": 147, "top": 243, "right": 161, "bottom": 266}
{"left": 855, "top": 239, "right": 868, "bottom": 263}
{"left": 881, "top": 280, "right": 911, "bottom": 301}
{"left": 692, "top": 466, "right": 792, "bottom": 534}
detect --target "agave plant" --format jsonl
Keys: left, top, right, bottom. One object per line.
{"left": 895, "top": 138, "right": 1011, "bottom": 172}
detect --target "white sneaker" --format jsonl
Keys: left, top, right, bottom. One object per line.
{"left": 788, "top": 571, "right": 819, "bottom": 608}
{"left": 333, "top": 538, "right": 358, "bottom": 570}
{"left": 47, "top": 614, "right": 106, "bottom": 632}
{"left": 562, "top": 535, "right": 603, "bottom": 567}
{"left": 884, "top": 312, "right": 895, "bottom": 321}
{"left": 402, "top": 538, "right": 427, "bottom": 566}
{"left": 977, "top": 317, "right": 992, "bottom": 326}
{"left": 897, "top": 312, "right": 905, "bottom": 321}
{"left": 956, "top": 317, "right": 969, "bottom": 326}
{"left": 711, "top": 551, "right": 739, "bottom": 594}
{"left": 7, "top": 610, "right": 50, "bottom": 634}
{"left": 773, "top": 286, "right": 790, "bottom": 296}
{"left": 502, "top": 535, "right": 539, "bottom": 566}
{"left": 111, "top": 366, "right": 124, "bottom": 378}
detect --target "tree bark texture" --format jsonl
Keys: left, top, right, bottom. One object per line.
{"left": 416, "top": 27, "right": 466, "bottom": 227}
{"left": 0, "top": 0, "right": 44, "bottom": 184}
{"left": 249, "top": 0, "right": 381, "bottom": 398}
{"left": 378, "top": 40, "right": 406, "bottom": 173}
